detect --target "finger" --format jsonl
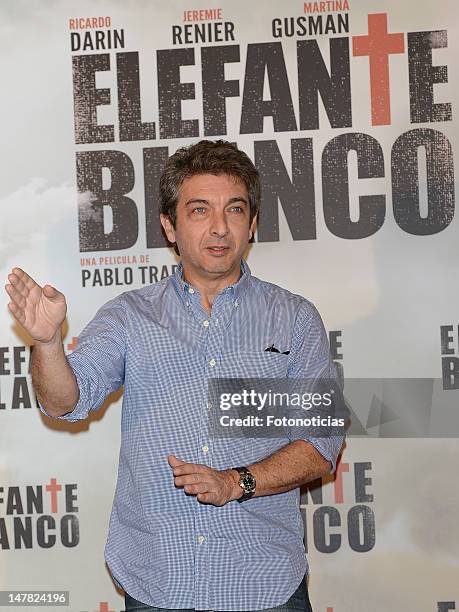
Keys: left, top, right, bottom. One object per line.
{"left": 175, "top": 474, "right": 204, "bottom": 487}
{"left": 8, "top": 274, "right": 30, "bottom": 298}
{"left": 183, "top": 483, "right": 208, "bottom": 495}
{"left": 7, "top": 302, "right": 26, "bottom": 324}
{"left": 167, "top": 454, "right": 187, "bottom": 468}
{"left": 197, "top": 492, "right": 213, "bottom": 504}
{"left": 5, "top": 285, "right": 27, "bottom": 307}
{"left": 12, "top": 268, "right": 38, "bottom": 291}
{"left": 6, "top": 294, "right": 27, "bottom": 313}
{"left": 173, "top": 463, "right": 209, "bottom": 476}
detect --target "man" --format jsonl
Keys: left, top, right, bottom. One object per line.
{"left": 5, "top": 140, "right": 344, "bottom": 612}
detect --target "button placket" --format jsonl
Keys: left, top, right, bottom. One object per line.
{"left": 194, "top": 297, "right": 220, "bottom": 610}
{"left": 194, "top": 503, "right": 210, "bottom": 608}
{"left": 194, "top": 291, "right": 245, "bottom": 609}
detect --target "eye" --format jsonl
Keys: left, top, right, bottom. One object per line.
{"left": 192, "top": 206, "right": 207, "bottom": 214}
{"left": 229, "top": 205, "right": 244, "bottom": 213}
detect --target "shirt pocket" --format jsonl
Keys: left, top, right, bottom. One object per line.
{"left": 221, "top": 350, "right": 289, "bottom": 379}
{"left": 209, "top": 351, "right": 291, "bottom": 462}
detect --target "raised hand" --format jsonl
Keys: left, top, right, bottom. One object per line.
{"left": 5, "top": 267, "right": 67, "bottom": 343}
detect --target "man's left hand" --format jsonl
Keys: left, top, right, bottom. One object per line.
{"left": 168, "top": 455, "right": 241, "bottom": 506}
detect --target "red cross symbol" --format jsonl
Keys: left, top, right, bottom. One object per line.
{"left": 353, "top": 13, "right": 405, "bottom": 125}
{"left": 67, "top": 336, "right": 79, "bottom": 351}
{"left": 45, "top": 478, "right": 62, "bottom": 513}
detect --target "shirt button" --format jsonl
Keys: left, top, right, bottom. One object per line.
{"left": 207, "top": 402, "right": 213, "bottom": 410}
{"left": 234, "top": 299, "right": 239, "bottom": 308}
{"left": 209, "top": 358, "right": 216, "bottom": 367}
{"left": 202, "top": 444, "right": 209, "bottom": 454}
{"left": 203, "top": 320, "right": 210, "bottom": 328}
{"left": 197, "top": 535, "right": 206, "bottom": 545}
{"left": 188, "top": 287, "right": 195, "bottom": 294}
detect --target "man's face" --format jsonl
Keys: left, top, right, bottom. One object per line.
{"left": 160, "top": 173, "right": 257, "bottom": 283}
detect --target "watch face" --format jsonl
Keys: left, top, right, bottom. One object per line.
{"left": 242, "top": 473, "right": 256, "bottom": 493}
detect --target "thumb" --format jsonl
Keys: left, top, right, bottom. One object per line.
{"left": 42, "top": 284, "right": 61, "bottom": 300}
{"left": 168, "top": 454, "right": 185, "bottom": 468}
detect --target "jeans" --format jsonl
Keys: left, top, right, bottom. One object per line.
{"left": 124, "top": 576, "right": 313, "bottom": 612}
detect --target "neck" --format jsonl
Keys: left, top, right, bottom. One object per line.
{"left": 182, "top": 262, "right": 242, "bottom": 314}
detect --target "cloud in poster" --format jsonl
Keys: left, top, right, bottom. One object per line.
{"left": 0, "top": 178, "right": 75, "bottom": 269}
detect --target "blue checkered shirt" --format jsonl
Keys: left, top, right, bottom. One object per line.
{"left": 40, "top": 260, "right": 343, "bottom": 610}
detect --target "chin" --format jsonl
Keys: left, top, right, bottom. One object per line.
{"left": 205, "top": 262, "right": 233, "bottom": 275}
{"left": 202, "top": 257, "right": 237, "bottom": 274}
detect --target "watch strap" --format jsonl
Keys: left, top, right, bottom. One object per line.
{"left": 233, "top": 466, "right": 256, "bottom": 503}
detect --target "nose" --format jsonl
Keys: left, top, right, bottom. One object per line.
{"left": 209, "top": 209, "right": 229, "bottom": 238}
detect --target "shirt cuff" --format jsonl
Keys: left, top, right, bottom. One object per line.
{"left": 302, "top": 435, "right": 344, "bottom": 474}
{"left": 37, "top": 365, "right": 90, "bottom": 422}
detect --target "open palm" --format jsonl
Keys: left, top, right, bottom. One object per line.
{"left": 5, "top": 268, "right": 67, "bottom": 343}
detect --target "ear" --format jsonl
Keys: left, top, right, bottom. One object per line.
{"left": 160, "top": 213, "right": 176, "bottom": 244}
{"left": 249, "top": 214, "right": 258, "bottom": 240}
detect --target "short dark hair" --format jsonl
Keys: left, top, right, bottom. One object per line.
{"left": 159, "top": 140, "right": 260, "bottom": 229}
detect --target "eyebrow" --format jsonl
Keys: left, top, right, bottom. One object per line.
{"left": 185, "top": 197, "right": 249, "bottom": 207}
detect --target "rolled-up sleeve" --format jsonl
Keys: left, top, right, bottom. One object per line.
{"left": 38, "top": 295, "right": 126, "bottom": 422}
{"left": 286, "top": 301, "right": 345, "bottom": 474}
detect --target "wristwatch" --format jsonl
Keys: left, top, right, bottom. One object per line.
{"left": 233, "top": 466, "right": 256, "bottom": 502}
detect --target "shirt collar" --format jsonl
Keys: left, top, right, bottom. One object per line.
{"left": 172, "top": 258, "right": 251, "bottom": 304}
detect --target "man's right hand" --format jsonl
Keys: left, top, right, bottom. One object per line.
{"left": 5, "top": 267, "right": 67, "bottom": 343}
